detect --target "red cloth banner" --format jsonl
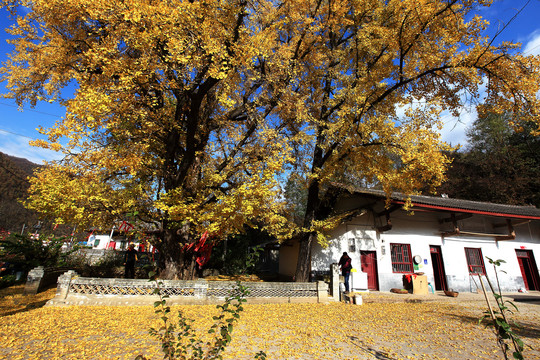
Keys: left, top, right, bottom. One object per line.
{"left": 196, "top": 242, "right": 213, "bottom": 267}
{"left": 182, "top": 231, "right": 213, "bottom": 267}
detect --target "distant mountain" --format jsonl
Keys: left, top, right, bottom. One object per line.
{"left": 6, "top": 154, "right": 40, "bottom": 175}
{"left": 0, "top": 152, "right": 40, "bottom": 232}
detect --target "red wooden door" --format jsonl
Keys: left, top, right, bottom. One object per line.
{"left": 516, "top": 250, "right": 540, "bottom": 291}
{"left": 361, "top": 251, "right": 379, "bottom": 290}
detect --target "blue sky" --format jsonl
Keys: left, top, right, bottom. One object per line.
{"left": 0, "top": 0, "right": 539, "bottom": 164}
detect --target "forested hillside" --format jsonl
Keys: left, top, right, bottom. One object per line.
{"left": 436, "top": 113, "right": 540, "bottom": 208}
{"left": 0, "top": 152, "right": 40, "bottom": 232}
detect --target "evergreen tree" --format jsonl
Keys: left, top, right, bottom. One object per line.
{"left": 438, "top": 112, "right": 540, "bottom": 207}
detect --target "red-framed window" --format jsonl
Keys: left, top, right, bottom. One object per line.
{"left": 391, "top": 243, "right": 413, "bottom": 273}
{"left": 465, "top": 247, "right": 486, "bottom": 275}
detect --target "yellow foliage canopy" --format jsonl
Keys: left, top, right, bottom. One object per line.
{"left": 1, "top": 0, "right": 296, "bottom": 242}
{"left": 1, "top": 0, "right": 539, "bottom": 279}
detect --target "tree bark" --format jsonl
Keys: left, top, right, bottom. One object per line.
{"left": 157, "top": 224, "right": 198, "bottom": 280}
{"left": 294, "top": 174, "right": 321, "bottom": 282}
{"left": 295, "top": 231, "right": 316, "bottom": 282}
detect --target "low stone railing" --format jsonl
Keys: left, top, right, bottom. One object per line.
{"left": 46, "top": 271, "right": 329, "bottom": 306}
{"left": 23, "top": 266, "right": 70, "bottom": 295}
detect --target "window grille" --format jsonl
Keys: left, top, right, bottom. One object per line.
{"left": 465, "top": 247, "right": 486, "bottom": 275}
{"left": 515, "top": 250, "right": 528, "bottom": 258}
{"left": 391, "top": 243, "right": 413, "bottom": 273}
{"left": 348, "top": 238, "right": 356, "bottom": 253}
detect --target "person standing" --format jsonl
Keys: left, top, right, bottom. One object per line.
{"left": 124, "top": 243, "right": 138, "bottom": 279}
{"left": 338, "top": 252, "right": 352, "bottom": 293}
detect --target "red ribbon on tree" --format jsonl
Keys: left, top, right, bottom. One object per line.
{"left": 182, "top": 231, "right": 214, "bottom": 268}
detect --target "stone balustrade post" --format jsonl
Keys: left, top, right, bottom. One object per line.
{"left": 23, "top": 266, "right": 44, "bottom": 295}
{"left": 56, "top": 270, "right": 78, "bottom": 300}
{"left": 317, "top": 281, "right": 328, "bottom": 303}
{"left": 330, "top": 263, "right": 340, "bottom": 300}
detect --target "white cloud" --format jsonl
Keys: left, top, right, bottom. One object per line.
{"left": 395, "top": 95, "right": 479, "bottom": 149}
{"left": 523, "top": 30, "right": 540, "bottom": 55}
{"left": 0, "top": 131, "right": 62, "bottom": 164}
{"left": 439, "top": 107, "right": 477, "bottom": 149}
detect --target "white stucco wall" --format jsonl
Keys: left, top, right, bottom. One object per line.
{"left": 87, "top": 235, "right": 130, "bottom": 250}
{"left": 278, "top": 240, "right": 299, "bottom": 280}
{"left": 312, "top": 212, "right": 380, "bottom": 291}
{"left": 312, "top": 209, "right": 540, "bottom": 292}
{"left": 87, "top": 235, "right": 108, "bottom": 249}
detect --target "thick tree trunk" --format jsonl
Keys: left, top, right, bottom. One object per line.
{"left": 157, "top": 225, "right": 198, "bottom": 280}
{"left": 294, "top": 176, "right": 321, "bottom": 282}
{"left": 295, "top": 231, "right": 316, "bottom": 282}
{"left": 159, "top": 246, "right": 198, "bottom": 280}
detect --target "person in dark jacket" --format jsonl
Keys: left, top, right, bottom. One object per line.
{"left": 124, "top": 243, "right": 138, "bottom": 279}
{"left": 338, "top": 252, "right": 352, "bottom": 292}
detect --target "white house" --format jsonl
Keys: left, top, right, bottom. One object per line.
{"left": 279, "top": 188, "right": 540, "bottom": 293}
{"left": 86, "top": 233, "right": 145, "bottom": 251}
{"left": 87, "top": 234, "right": 120, "bottom": 250}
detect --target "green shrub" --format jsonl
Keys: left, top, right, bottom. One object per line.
{"left": 65, "top": 250, "right": 124, "bottom": 278}
{"left": 0, "top": 233, "right": 76, "bottom": 273}
{"left": 65, "top": 250, "right": 155, "bottom": 279}
{"left": 0, "top": 275, "right": 19, "bottom": 289}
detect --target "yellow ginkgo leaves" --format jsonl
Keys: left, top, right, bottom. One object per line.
{"left": 1, "top": 286, "right": 540, "bottom": 359}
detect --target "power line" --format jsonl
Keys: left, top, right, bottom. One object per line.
{"left": 0, "top": 101, "right": 63, "bottom": 118}
{"left": 523, "top": 43, "right": 540, "bottom": 56}
{"left": 0, "top": 128, "right": 37, "bottom": 140}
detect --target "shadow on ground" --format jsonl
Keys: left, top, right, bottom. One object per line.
{"left": 1, "top": 298, "right": 50, "bottom": 317}
{"left": 437, "top": 309, "right": 540, "bottom": 341}
{"left": 0, "top": 284, "right": 56, "bottom": 317}
{"left": 348, "top": 336, "right": 399, "bottom": 360}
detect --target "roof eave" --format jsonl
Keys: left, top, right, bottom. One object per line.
{"left": 392, "top": 200, "right": 540, "bottom": 220}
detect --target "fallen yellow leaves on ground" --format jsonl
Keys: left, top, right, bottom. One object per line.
{"left": 204, "top": 274, "right": 264, "bottom": 282}
{"left": 1, "top": 286, "right": 539, "bottom": 359}
{"left": 0, "top": 285, "right": 56, "bottom": 317}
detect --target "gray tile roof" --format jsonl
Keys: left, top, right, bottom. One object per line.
{"left": 350, "top": 188, "right": 540, "bottom": 219}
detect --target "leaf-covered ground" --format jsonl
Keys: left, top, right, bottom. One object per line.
{"left": 1, "top": 285, "right": 539, "bottom": 359}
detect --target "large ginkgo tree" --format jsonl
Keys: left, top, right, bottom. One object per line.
{"left": 1, "top": 0, "right": 539, "bottom": 281}
{"left": 1, "top": 0, "right": 303, "bottom": 278}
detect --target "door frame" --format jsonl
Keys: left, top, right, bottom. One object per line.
{"left": 516, "top": 249, "right": 540, "bottom": 291}
{"left": 430, "top": 245, "right": 448, "bottom": 291}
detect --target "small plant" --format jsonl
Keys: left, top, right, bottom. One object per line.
{"left": 241, "top": 245, "right": 264, "bottom": 275}
{"left": 478, "top": 257, "right": 525, "bottom": 360}
{"left": 136, "top": 271, "right": 266, "bottom": 360}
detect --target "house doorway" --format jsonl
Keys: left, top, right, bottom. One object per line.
{"left": 430, "top": 245, "right": 448, "bottom": 291}
{"left": 360, "top": 251, "right": 379, "bottom": 290}
{"left": 516, "top": 249, "right": 540, "bottom": 291}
